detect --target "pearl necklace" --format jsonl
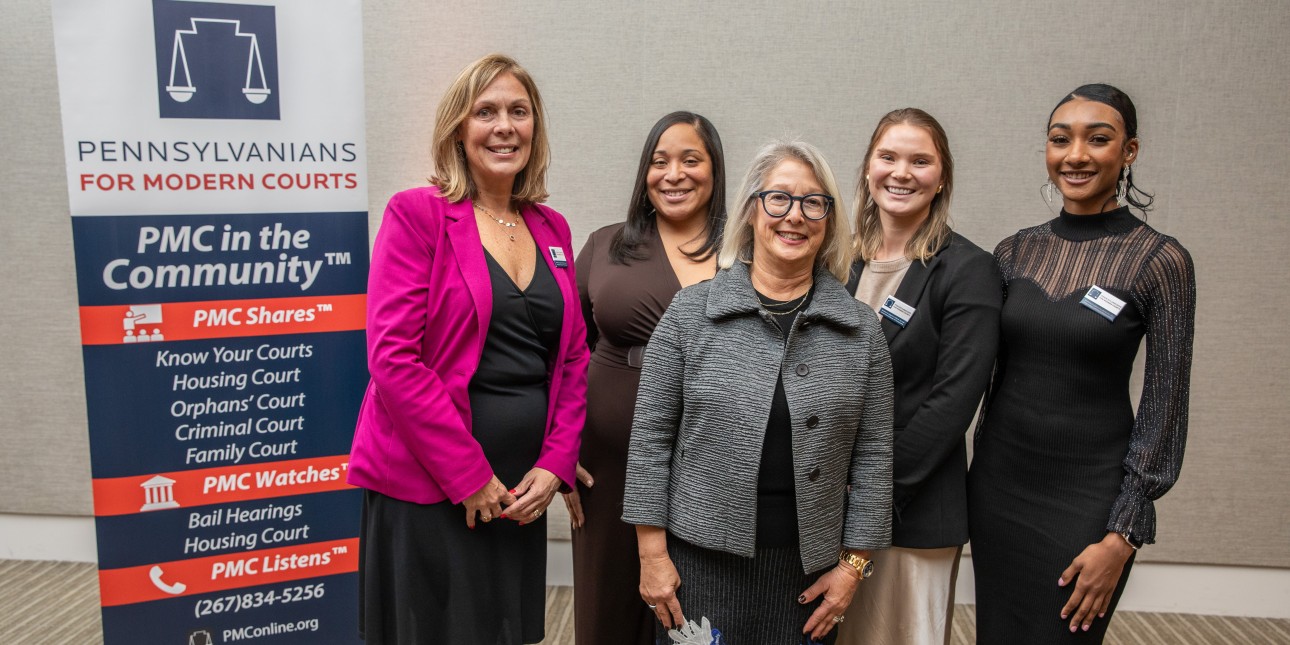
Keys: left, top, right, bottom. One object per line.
{"left": 475, "top": 203, "right": 522, "bottom": 241}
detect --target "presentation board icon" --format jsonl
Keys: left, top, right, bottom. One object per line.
{"left": 123, "top": 304, "right": 165, "bottom": 343}
{"left": 152, "top": 0, "right": 279, "bottom": 119}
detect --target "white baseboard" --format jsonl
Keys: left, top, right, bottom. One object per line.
{"left": 951, "top": 552, "right": 1290, "bottom": 618}
{"left": 547, "top": 538, "right": 573, "bottom": 587}
{"left": 0, "top": 514, "right": 98, "bottom": 562}
{"left": 4, "top": 514, "right": 1286, "bottom": 619}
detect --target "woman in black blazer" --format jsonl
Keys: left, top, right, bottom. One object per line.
{"left": 838, "top": 108, "right": 1001, "bottom": 645}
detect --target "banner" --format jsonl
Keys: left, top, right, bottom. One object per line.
{"left": 52, "top": 1, "right": 367, "bottom": 643}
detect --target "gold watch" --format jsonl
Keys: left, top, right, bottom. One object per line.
{"left": 839, "top": 551, "right": 874, "bottom": 579}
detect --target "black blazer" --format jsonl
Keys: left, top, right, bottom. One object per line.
{"left": 846, "top": 232, "right": 1001, "bottom": 547}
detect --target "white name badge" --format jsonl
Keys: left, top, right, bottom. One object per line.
{"left": 548, "top": 246, "right": 568, "bottom": 268}
{"left": 878, "top": 296, "right": 916, "bottom": 328}
{"left": 1081, "top": 285, "right": 1126, "bottom": 322}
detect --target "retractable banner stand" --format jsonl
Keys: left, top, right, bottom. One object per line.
{"left": 52, "top": 1, "right": 368, "bottom": 643}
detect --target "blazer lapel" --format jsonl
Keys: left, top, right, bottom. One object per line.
{"left": 522, "top": 205, "right": 575, "bottom": 387}
{"left": 523, "top": 206, "right": 566, "bottom": 295}
{"left": 883, "top": 254, "right": 939, "bottom": 343}
{"left": 446, "top": 200, "right": 492, "bottom": 343}
{"left": 847, "top": 251, "right": 944, "bottom": 344}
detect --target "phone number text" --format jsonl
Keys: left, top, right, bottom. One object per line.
{"left": 193, "top": 583, "right": 325, "bottom": 618}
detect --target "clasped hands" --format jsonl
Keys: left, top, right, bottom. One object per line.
{"left": 462, "top": 467, "right": 560, "bottom": 529}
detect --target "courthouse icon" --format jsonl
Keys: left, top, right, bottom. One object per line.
{"left": 139, "top": 475, "right": 180, "bottom": 511}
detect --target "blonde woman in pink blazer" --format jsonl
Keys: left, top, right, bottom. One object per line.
{"left": 347, "top": 54, "right": 589, "bottom": 645}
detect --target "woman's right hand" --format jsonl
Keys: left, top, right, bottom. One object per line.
{"left": 640, "top": 552, "right": 684, "bottom": 629}
{"left": 637, "top": 525, "right": 684, "bottom": 628}
{"left": 560, "top": 463, "right": 595, "bottom": 529}
{"left": 463, "top": 475, "right": 516, "bottom": 529}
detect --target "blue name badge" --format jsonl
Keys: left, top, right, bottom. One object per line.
{"left": 548, "top": 246, "right": 568, "bottom": 268}
{"left": 1080, "top": 285, "right": 1126, "bottom": 322}
{"left": 878, "top": 296, "right": 915, "bottom": 328}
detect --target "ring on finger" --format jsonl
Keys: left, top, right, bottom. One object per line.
{"left": 481, "top": 513, "right": 492, "bottom": 521}
{"left": 646, "top": 603, "right": 657, "bottom": 609}
{"left": 832, "top": 615, "right": 845, "bottom": 624}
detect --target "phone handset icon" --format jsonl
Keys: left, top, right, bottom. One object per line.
{"left": 149, "top": 565, "right": 187, "bottom": 595}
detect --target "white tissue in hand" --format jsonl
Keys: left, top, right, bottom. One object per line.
{"left": 667, "top": 616, "right": 721, "bottom": 644}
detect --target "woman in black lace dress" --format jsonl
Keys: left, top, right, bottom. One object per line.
{"left": 968, "top": 84, "right": 1196, "bottom": 643}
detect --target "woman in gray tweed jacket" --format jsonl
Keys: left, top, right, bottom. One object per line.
{"left": 623, "top": 140, "right": 894, "bottom": 645}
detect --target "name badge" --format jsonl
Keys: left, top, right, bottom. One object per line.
{"left": 548, "top": 246, "right": 568, "bottom": 268}
{"left": 1080, "top": 285, "right": 1126, "bottom": 322}
{"left": 878, "top": 296, "right": 915, "bottom": 328}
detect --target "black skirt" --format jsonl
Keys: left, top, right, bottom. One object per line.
{"left": 358, "top": 247, "right": 562, "bottom": 644}
{"left": 359, "top": 490, "right": 548, "bottom": 644}
{"left": 662, "top": 535, "right": 838, "bottom": 645}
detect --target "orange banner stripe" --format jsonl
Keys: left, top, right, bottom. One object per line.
{"left": 80, "top": 294, "right": 366, "bottom": 345}
{"left": 92, "top": 455, "right": 355, "bottom": 517}
{"left": 98, "top": 537, "right": 358, "bottom": 607}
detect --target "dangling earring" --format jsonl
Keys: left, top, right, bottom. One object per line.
{"left": 1041, "top": 179, "right": 1058, "bottom": 205}
{"left": 936, "top": 185, "right": 943, "bottom": 194}
{"left": 1117, "top": 166, "right": 1129, "bottom": 204}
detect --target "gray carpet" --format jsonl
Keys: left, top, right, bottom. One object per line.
{"left": 2, "top": 559, "right": 1287, "bottom": 644}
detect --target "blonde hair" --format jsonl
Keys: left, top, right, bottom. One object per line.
{"left": 430, "top": 54, "right": 550, "bottom": 203}
{"left": 718, "top": 140, "right": 853, "bottom": 282}
{"left": 853, "top": 108, "right": 954, "bottom": 263}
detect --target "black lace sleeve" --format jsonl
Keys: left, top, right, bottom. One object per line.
{"left": 1106, "top": 237, "right": 1196, "bottom": 544}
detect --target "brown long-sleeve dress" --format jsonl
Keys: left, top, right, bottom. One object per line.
{"left": 571, "top": 223, "right": 683, "bottom": 645}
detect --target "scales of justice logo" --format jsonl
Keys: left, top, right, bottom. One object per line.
{"left": 152, "top": 0, "right": 279, "bottom": 120}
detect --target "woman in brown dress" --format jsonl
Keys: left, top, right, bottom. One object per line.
{"left": 562, "top": 111, "right": 727, "bottom": 645}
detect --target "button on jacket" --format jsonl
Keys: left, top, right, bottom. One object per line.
{"left": 623, "top": 262, "right": 894, "bottom": 573}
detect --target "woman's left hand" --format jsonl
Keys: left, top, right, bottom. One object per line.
{"left": 1058, "top": 532, "right": 1135, "bottom": 632}
{"left": 560, "top": 463, "right": 595, "bottom": 529}
{"left": 504, "top": 467, "right": 561, "bottom": 524}
{"left": 799, "top": 562, "right": 862, "bottom": 640}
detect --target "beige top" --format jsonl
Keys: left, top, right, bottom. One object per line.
{"left": 854, "top": 256, "right": 913, "bottom": 313}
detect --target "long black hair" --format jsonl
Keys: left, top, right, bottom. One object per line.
{"left": 1050, "top": 83, "right": 1154, "bottom": 213}
{"left": 609, "top": 111, "right": 727, "bottom": 264}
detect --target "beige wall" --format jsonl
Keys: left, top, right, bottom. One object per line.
{"left": 4, "top": 1, "right": 1288, "bottom": 567}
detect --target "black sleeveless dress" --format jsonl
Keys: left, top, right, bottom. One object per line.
{"left": 359, "top": 244, "right": 563, "bottom": 645}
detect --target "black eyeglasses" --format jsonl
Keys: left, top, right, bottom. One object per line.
{"left": 755, "top": 190, "right": 833, "bottom": 220}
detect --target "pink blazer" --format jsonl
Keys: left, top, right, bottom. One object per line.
{"left": 347, "top": 186, "right": 589, "bottom": 505}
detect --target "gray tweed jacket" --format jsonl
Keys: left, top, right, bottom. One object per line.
{"left": 622, "top": 262, "right": 894, "bottom": 573}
